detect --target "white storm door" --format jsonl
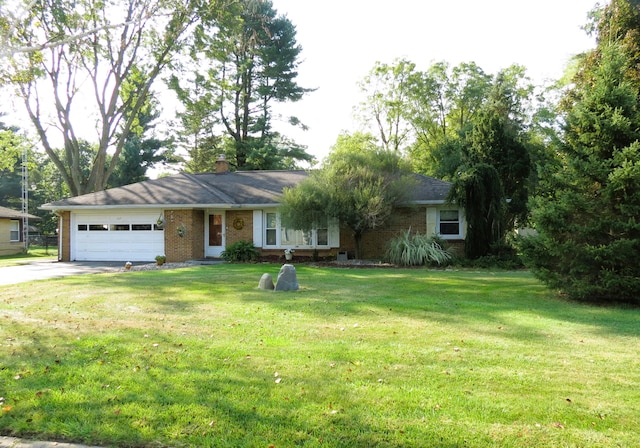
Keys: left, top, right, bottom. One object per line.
{"left": 205, "top": 211, "right": 225, "bottom": 257}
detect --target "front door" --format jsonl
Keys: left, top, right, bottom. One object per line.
{"left": 205, "top": 212, "right": 225, "bottom": 257}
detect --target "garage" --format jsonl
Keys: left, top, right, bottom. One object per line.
{"left": 70, "top": 210, "right": 165, "bottom": 261}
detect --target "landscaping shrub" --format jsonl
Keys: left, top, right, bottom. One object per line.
{"left": 452, "top": 237, "right": 524, "bottom": 270}
{"left": 385, "top": 229, "right": 451, "bottom": 266}
{"left": 220, "top": 240, "right": 259, "bottom": 262}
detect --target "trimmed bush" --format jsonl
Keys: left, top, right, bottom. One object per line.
{"left": 385, "top": 229, "right": 451, "bottom": 266}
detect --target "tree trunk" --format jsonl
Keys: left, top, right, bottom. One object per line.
{"left": 354, "top": 231, "right": 363, "bottom": 260}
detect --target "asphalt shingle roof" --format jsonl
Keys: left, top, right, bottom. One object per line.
{"left": 0, "top": 205, "right": 40, "bottom": 219}
{"left": 41, "top": 170, "right": 451, "bottom": 209}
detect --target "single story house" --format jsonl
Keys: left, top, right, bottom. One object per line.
{"left": 0, "top": 205, "right": 40, "bottom": 256}
{"left": 41, "top": 157, "right": 465, "bottom": 262}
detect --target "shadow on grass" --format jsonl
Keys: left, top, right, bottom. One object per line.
{"left": 17, "top": 263, "right": 640, "bottom": 340}
{"left": 2, "top": 265, "right": 638, "bottom": 446}
{"left": 241, "top": 266, "right": 640, "bottom": 340}
{"left": 0, "top": 320, "right": 472, "bottom": 447}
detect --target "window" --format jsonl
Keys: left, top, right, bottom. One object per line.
{"left": 9, "top": 220, "right": 20, "bottom": 242}
{"left": 438, "top": 209, "right": 461, "bottom": 237}
{"left": 264, "top": 212, "right": 333, "bottom": 248}
{"left": 316, "top": 217, "right": 329, "bottom": 245}
{"left": 78, "top": 222, "right": 159, "bottom": 231}
{"left": 281, "top": 228, "right": 312, "bottom": 246}
{"left": 265, "top": 212, "right": 278, "bottom": 246}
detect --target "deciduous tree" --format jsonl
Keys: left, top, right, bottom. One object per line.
{"left": 448, "top": 163, "right": 504, "bottom": 259}
{"left": 108, "top": 88, "right": 178, "bottom": 187}
{"left": 280, "top": 132, "right": 414, "bottom": 259}
{"left": 466, "top": 68, "right": 532, "bottom": 231}
{"left": 2, "top": 0, "right": 219, "bottom": 195}
{"left": 355, "top": 58, "right": 415, "bottom": 152}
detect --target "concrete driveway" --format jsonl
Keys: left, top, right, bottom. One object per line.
{"left": 0, "top": 260, "right": 124, "bottom": 286}
{"left": 0, "top": 435, "right": 102, "bottom": 447}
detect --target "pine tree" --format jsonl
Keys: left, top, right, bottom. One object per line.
{"left": 522, "top": 23, "right": 640, "bottom": 304}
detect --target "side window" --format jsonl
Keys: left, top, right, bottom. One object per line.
{"left": 9, "top": 220, "right": 20, "bottom": 241}
{"left": 439, "top": 210, "right": 460, "bottom": 236}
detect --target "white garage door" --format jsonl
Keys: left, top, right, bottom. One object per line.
{"left": 71, "top": 210, "right": 165, "bottom": 261}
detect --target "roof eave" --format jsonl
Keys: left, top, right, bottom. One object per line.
{"left": 400, "top": 199, "right": 450, "bottom": 206}
{"left": 40, "top": 203, "right": 283, "bottom": 211}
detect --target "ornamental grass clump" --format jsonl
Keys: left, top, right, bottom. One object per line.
{"left": 385, "top": 229, "right": 451, "bottom": 266}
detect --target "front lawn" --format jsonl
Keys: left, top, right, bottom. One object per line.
{"left": 0, "top": 246, "right": 57, "bottom": 267}
{"left": 1, "top": 265, "right": 638, "bottom": 447}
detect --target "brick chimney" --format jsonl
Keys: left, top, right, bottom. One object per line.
{"left": 215, "top": 154, "right": 229, "bottom": 173}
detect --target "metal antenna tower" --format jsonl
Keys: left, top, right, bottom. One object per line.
{"left": 21, "top": 145, "right": 28, "bottom": 251}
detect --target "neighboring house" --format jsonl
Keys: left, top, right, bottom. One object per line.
{"left": 0, "top": 205, "right": 40, "bottom": 256}
{"left": 41, "top": 156, "right": 465, "bottom": 262}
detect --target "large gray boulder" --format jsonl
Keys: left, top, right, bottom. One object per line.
{"left": 258, "top": 273, "right": 274, "bottom": 290}
{"left": 274, "top": 264, "right": 299, "bottom": 291}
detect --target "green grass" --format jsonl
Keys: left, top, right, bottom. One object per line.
{"left": 1, "top": 265, "right": 639, "bottom": 447}
{"left": 0, "top": 246, "right": 57, "bottom": 267}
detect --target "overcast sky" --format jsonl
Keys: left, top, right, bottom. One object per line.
{"left": 270, "top": 0, "right": 599, "bottom": 163}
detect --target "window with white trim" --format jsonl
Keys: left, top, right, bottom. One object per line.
{"left": 438, "top": 209, "right": 462, "bottom": 238}
{"left": 264, "top": 212, "right": 331, "bottom": 248}
{"left": 9, "top": 220, "right": 20, "bottom": 242}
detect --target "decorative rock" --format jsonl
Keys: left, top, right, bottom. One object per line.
{"left": 274, "top": 264, "right": 299, "bottom": 291}
{"left": 258, "top": 273, "right": 275, "bottom": 290}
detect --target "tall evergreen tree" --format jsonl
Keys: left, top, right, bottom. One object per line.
{"left": 170, "top": 0, "right": 314, "bottom": 171}
{"left": 522, "top": 0, "right": 640, "bottom": 303}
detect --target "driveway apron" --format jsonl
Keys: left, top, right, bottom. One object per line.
{"left": 0, "top": 261, "right": 122, "bottom": 285}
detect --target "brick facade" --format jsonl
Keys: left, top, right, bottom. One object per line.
{"left": 164, "top": 209, "right": 205, "bottom": 262}
{"left": 56, "top": 206, "right": 464, "bottom": 263}
{"left": 338, "top": 207, "right": 428, "bottom": 259}
{"left": 60, "top": 211, "right": 70, "bottom": 261}
{"left": 338, "top": 206, "right": 464, "bottom": 259}
{"left": 225, "top": 210, "right": 254, "bottom": 245}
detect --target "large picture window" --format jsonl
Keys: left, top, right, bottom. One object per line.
{"left": 264, "top": 212, "right": 332, "bottom": 248}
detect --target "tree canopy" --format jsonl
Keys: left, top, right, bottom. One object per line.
{"left": 1, "top": 0, "right": 225, "bottom": 195}
{"left": 356, "top": 61, "right": 536, "bottom": 255}
{"left": 280, "top": 132, "right": 415, "bottom": 259}
{"left": 169, "top": 0, "right": 314, "bottom": 171}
